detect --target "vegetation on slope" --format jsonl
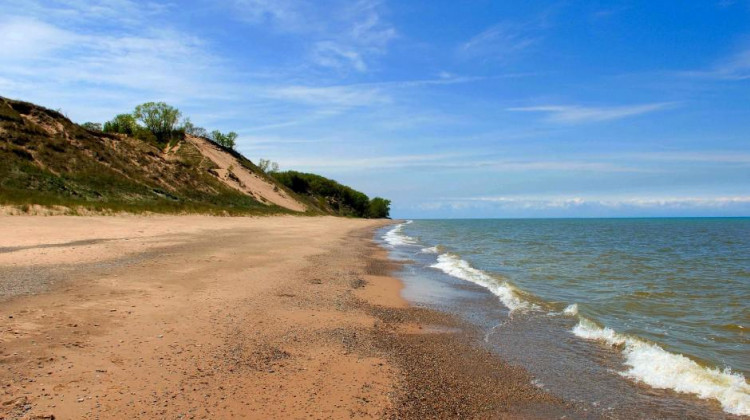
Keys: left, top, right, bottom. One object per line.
{"left": 0, "top": 97, "right": 280, "bottom": 215}
{"left": 0, "top": 96, "right": 390, "bottom": 218}
{"left": 272, "top": 171, "right": 391, "bottom": 218}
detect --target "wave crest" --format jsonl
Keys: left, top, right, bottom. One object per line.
{"left": 572, "top": 317, "right": 750, "bottom": 416}
{"left": 563, "top": 303, "right": 579, "bottom": 316}
{"left": 382, "top": 222, "right": 417, "bottom": 246}
{"left": 421, "top": 245, "right": 442, "bottom": 254}
{"left": 430, "top": 253, "right": 535, "bottom": 312}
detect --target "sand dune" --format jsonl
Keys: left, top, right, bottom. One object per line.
{"left": 187, "top": 136, "right": 307, "bottom": 212}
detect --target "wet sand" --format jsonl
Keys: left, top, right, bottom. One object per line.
{"left": 0, "top": 215, "right": 571, "bottom": 419}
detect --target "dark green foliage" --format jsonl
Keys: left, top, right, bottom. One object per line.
{"left": 133, "top": 102, "right": 182, "bottom": 144}
{"left": 103, "top": 114, "right": 137, "bottom": 135}
{"left": 103, "top": 103, "right": 183, "bottom": 145}
{"left": 257, "top": 158, "right": 279, "bottom": 173}
{"left": 272, "top": 171, "right": 387, "bottom": 218}
{"left": 0, "top": 101, "right": 22, "bottom": 122}
{"left": 367, "top": 197, "right": 391, "bottom": 218}
{"left": 210, "top": 130, "right": 237, "bottom": 149}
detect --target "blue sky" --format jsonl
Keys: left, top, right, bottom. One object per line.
{"left": 1, "top": 0, "right": 749, "bottom": 218}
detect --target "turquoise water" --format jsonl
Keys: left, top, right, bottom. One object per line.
{"left": 383, "top": 218, "right": 750, "bottom": 416}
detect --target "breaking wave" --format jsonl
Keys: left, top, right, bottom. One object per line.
{"left": 572, "top": 317, "right": 750, "bottom": 416}
{"left": 421, "top": 245, "right": 441, "bottom": 254}
{"left": 430, "top": 253, "right": 536, "bottom": 312}
{"left": 382, "top": 222, "right": 417, "bottom": 246}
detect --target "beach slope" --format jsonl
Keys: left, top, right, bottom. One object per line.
{"left": 0, "top": 215, "right": 561, "bottom": 419}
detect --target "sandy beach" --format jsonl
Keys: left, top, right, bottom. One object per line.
{"left": 0, "top": 215, "right": 566, "bottom": 419}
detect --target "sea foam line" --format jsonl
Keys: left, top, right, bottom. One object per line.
{"left": 421, "top": 245, "right": 440, "bottom": 254}
{"left": 572, "top": 317, "right": 750, "bottom": 416}
{"left": 430, "top": 253, "right": 536, "bottom": 312}
{"left": 382, "top": 222, "right": 417, "bottom": 246}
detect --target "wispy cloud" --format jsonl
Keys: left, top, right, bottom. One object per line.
{"left": 265, "top": 85, "right": 391, "bottom": 108}
{"left": 459, "top": 22, "right": 538, "bottom": 62}
{"left": 472, "top": 160, "right": 647, "bottom": 172}
{"left": 507, "top": 102, "right": 677, "bottom": 123}
{"left": 619, "top": 151, "right": 750, "bottom": 164}
{"left": 278, "top": 152, "right": 467, "bottom": 171}
{"left": 423, "top": 196, "right": 750, "bottom": 212}
{"left": 269, "top": 153, "right": 649, "bottom": 173}
{"left": 231, "top": 0, "right": 396, "bottom": 73}
{"left": 678, "top": 45, "right": 750, "bottom": 80}
{"left": 0, "top": 3, "right": 238, "bottom": 121}
{"left": 5, "top": 27, "right": 222, "bottom": 98}
{"left": 0, "top": 16, "right": 79, "bottom": 60}
{"left": 312, "top": 41, "right": 368, "bottom": 72}
{"left": 260, "top": 73, "right": 490, "bottom": 110}
{"left": 706, "top": 46, "right": 750, "bottom": 80}
{"left": 2, "top": 0, "right": 171, "bottom": 27}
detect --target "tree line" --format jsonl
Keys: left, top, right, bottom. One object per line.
{"left": 82, "top": 102, "right": 238, "bottom": 149}
{"left": 272, "top": 171, "right": 390, "bottom": 218}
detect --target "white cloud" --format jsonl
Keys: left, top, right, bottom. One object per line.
{"left": 677, "top": 45, "right": 750, "bottom": 81}
{"left": 473, "top": 160, "right": 646, "bottom": 172}
{"left": 0, "top": 7, "right": 237, "bottom": 121}
{"left": 231, "top": 0, "right": 396, "bottom": 72}
{"left": 459, "top": 22, "right": 538, "bottom": 62}
{"left": 260, "top": 73, "right": 488, "bottom": 109}
{"left": 620, "top": 151, "right": 750, "bottom": 164}
{"left": 428, "top": 196, "right": 750, "bottom": 211}
{"left": 710, "top": 47, "right": 750, "bottom": 80}
{"left": 265, "top": 85, "right": 391, "bottom": 107}
{"left": 312, "top": 41, "right": 368, "bottom": 72}
{"left": 1, "top": 22, "right": 221, "bottom": 96}
{"left": 262, "top": 153, "right": 651, "bottom": 173}
{"left": 507, "top": 102, "right": 676, "bottom": 123}
{"left": 279, "top": 152, "right": 465, "bottom": 170}
{"left": 0, "top": 17, "right": 79, "bottom": 60}
{"left": 3, "top": 0, "right": 171, "bottom": 27}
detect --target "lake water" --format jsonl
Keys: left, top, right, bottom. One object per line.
{"left": 379, "top": 218, "right": 749, "bottom": 417}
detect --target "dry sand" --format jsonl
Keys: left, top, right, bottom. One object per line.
{"left": 0, "top": 215, "right": 574, "bottom": 419}
{"left": 186, "top": 137, "right": 307, "bottom": 212}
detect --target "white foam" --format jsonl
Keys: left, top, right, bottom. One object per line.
{"left": 421, "top": 246, "right": 440, "bottom": 254}
{"left": 430, "top": 253, "right": 535, "bottom": 312}
{"left": 563, "top": 303, "right": 579, "bottom": 316}
{"left": 572, "top": 317, "right": 750, "bottom": 416}
{"left": 382, "top": 222, "right": 417, "bottom": 247}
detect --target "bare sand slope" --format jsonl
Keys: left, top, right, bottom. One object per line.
{"left": 187, "top": 136, "right": 307, "bottom": 212}
{"left": 0, "top": 216, "right": 568, "bottom": 419}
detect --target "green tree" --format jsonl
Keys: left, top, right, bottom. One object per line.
{"left": 224, "top": 132, "right": 238, "bottom": 149}
{"left": 258, "top": 158, "right": 279, "bottom": 173}
{"left": 210, "top": 130, "right": 238, "bottom": 149}
{"left": 102, "top": 114, "right": 137, "bottom": 135}
{"left": 272, "top": 171, "right": 388, "bottom": 218}
{"left": 367, "top": 197, "right": 391, "bottom": 218}
{"left": 182, "top": 118, "right": 208, "bottom": 138}
{"left": 133, "top": 102, "right": 181, "bottom": 143}
{"left": 81, "top": 122, "right": 102, "bottom": 132}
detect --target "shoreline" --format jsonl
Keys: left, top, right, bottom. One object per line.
{"left": 384, "top": 219, "right": 749, "bottom": 419}
{"left": 0, "top": 215, "right": 569, "bottom": 419}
